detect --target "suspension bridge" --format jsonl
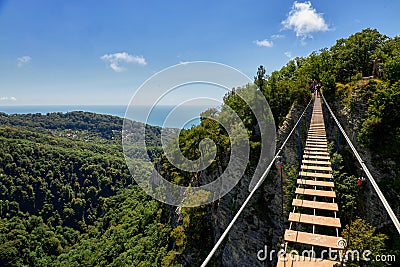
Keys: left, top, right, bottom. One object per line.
{"left": 277, "top": 94, "right": 343, "bottom": 266}
{"left": 201, "top": 91, "right": 400, "bottom": 267}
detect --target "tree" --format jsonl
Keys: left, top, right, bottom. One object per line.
{"left": 254, "top": 65, "right": 268, "bottom": 90}
{"left": 341, "top": 218, "right": 388, "bottom": 267}
{"left": 331, "top": 28, "right": 388, "bottom": 79}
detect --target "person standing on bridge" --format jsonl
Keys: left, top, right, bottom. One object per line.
{"left": 316, "top": 82, "right": 321, "bottom": 97}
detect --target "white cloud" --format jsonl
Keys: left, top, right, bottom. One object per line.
{"left": 282, "top": 1, "right": 329, "bottom": 39}
{"left": 271, "top": 34, "right": 285, "bottom": 40}
{"left": 101, "top": 52, "right": 147, "bottom": 72}
{"left": 0, "top": 96, "right": 17, "bottom": 101}
{"left": 255, "top": 39, "right": 273, "bottom": 47}
{"left": 284, "top": 51, "right": 292, "bottom": 58}
{"left": 17, "top": 56, "right": 31, "bottom": 67}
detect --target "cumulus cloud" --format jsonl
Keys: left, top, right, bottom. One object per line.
{"left": 101, "top": 52, "right": 147, "bottom": 72}
{"left": 255, "top": 39, "right": 273, "bottom": 47}
{"left": 0, "top": 96, "right": 17, "bottom": 101}
{"left": 284, "top": 51, "right": 292, "bottom": 58}
{"left": 271, "top": 34, "right": 285, "bottom": 40}
{"left": 282, "top": 1, "right": 329, "bottom": 39}
{"left": 17, "top": 56, "right": 31, "bottom": 67}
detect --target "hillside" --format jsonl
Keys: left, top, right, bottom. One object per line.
{"left": 0, "top": 113, "right": 177, "bottom": 266}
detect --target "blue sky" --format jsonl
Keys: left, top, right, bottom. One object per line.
{"left": 0, "top": 0, "right": 399, "bottom": 105}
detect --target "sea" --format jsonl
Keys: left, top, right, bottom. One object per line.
{"left": 0, "top": 105, "right": 217, "bottom": 129}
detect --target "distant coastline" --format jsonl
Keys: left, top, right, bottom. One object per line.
{"left": 0, "top": 105, "right": 215, "bottom": 129}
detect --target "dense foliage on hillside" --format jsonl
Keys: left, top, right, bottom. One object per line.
{"left": 0, "top": 112, "right": 123, "bottom": 140}
{"left": 0, "top": 115, "right": 175, "bottom": 266}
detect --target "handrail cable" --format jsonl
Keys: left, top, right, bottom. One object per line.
{"left": 201, "top": 98, "right": 313, "bottom": 266}
{"left": 321, "top": 92, "right": 400, "bottom": 234}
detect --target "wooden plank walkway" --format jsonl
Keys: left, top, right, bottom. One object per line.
{"left": 292, "top": 199, "right": 338, "bottom": 211}
{"left": 303, "top": 155, "right": 330, "bottom": 160}
{"left": 288, "top": 213, "right": 341, "bottom": 227}
{"left": 295, "top": 188, "right": 336, "bottom": 198}
{"left": 297, "top": 179, "right": 334, "bottom": 187}
{"left": 304, "top": 151, "right": 330, "bottom": 156}
{"left": 300, "top": 165, "right": 332, "bottom": 172}
{"left": 306, "top": 144, "right": 328, "bottom": 148}
{"left": 299, "top": 171, "right": 332, "bottom": 179}
{"left": 277, "top": 255, "right": 340, "bottom": 267}
{"left": 306, "top": 141, "right": 328, "bottom": 145}
{"left": 304, "top": 148, "right": 328, "bottom": 152}
{"left": 284, "top": 230, "right": 344, "bottom": 249}
{"left": 277, "top": 94, "right": 343, "bottom": 267}
{"left": 302, "top": 159, "right": 331, "bottom": 165}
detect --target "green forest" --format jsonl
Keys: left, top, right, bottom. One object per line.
{"left": 1, "top": 28, "right": 400, "bottom": 266}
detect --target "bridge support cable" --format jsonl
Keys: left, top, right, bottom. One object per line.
{"left": 200, "top": 99, "right": 313, "bottom": 267}
{"left": 321, "top": 93, "right": 400, "bottom": 235}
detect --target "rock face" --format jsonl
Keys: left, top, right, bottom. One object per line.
{"left": 322, "top": 88, "right": 400, "bottom": 229}
{"left": 207, "top": 101, "right": 309, "bottom": 266}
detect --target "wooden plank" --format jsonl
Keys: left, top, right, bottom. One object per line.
{"left": 307, "top": 140, "right": 327, "bottom": 143}
{"left": 305, "top": 144, "right": 328, "bottom": 148}
{"left": 284, "top": 230, "right": 344, "bottom": 249}
{"left": 303, "top": 154, "right": 330, "bottom": 160}
{"left": 306, "top": 141, "right": 328, "bottom": 144}
{"left": 288, "top": 212, "right": 341, "bottom": 228}
{"left": 277, "top": 255, "right": 340, "bottom": 267}
{"left": 292, "top": 199, "right": 338, "bottom": 211}
{"left": 306, "top": 143, "right": 328, "bottom": 147}
{"left": 302, "top": 159, "right": 331, "bottom": 165}
{"left": 301, "top": 165, "right": 332, "bottom": 172}
{"left": 307, "top": 135, "right": 326, "bottom": 139}
{"left": 306, "top": 140, "right": 327, "bottom": 143}
{"left": 308, "top": 131, "right": 325, "bottom": 134}
{"left": 299, "top": 171, "right": 332, "bottom": 179}
{"left": 307, "top": 137, "right": 327, "bottom": 140}
{"left": 305, "top": 147, "right": 328, "bottom": 151}
{"left": 297, "top": 179, "right": 334, "bottom": 187}
{"left": 306, "top": 145, "right": 328, "bottom": 148}
{"left": 295, "top": 188, "right": 336, "bottom": 198}
{"left": 304, "top": 151, "right": 330, "bottom": 156}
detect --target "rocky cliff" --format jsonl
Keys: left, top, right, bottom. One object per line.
{"left": 207, "top": 101, "right": 309, "bottom": 266}
{"left": 323, "top": 83, "right": 400, "bottom": 230}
